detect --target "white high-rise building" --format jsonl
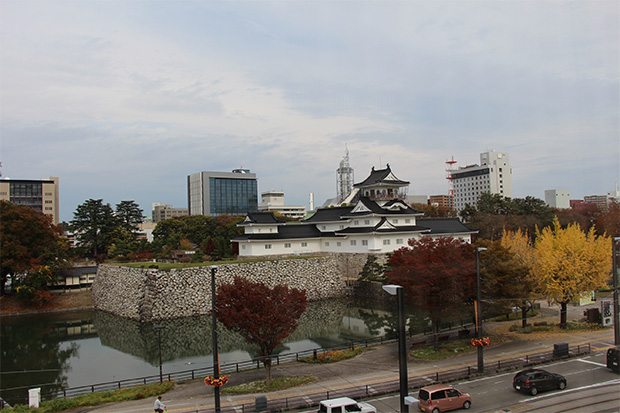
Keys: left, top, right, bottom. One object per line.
{"left": 544, "top": 189, "right": 570, "bottom": 209}
{"left": 452, "top": 151, "right": 512, "bottom": 211}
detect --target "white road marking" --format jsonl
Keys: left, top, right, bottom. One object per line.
{"left": 576, "top": 359, "right": 607, "bottom": 367}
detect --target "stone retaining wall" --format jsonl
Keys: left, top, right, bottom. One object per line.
{"left": 92, "top": 254, "right": 376, "bottom": 322}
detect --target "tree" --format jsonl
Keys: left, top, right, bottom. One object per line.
{"left": 216, "top": 277, "right": 307, "bottom": 385}
{"left": 115, "top": 200, "right": 144, "bottom": 234}
{"left": 460, "top": 193, "right": 555, "bottom": 239}
{"left": 70, "top": 199, "right": 118, "bottom": 258}
{"left": 533, "top": 218, "right": 611, "bottom": 328}
{"left": 410, "top": 203, "right": 457, "bottom": 218}
{"left": 358, "top": 254, "right": 387, "bottom": 282}
{"left": 385, "top": 237, "right": 476, "bottom": 350}
{"left": 0, "top": 201, "right": 70, "bottom": 296}
{"left": 479, "top": 237, "right": 535, "bottom": 327}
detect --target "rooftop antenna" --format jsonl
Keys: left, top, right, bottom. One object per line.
{"left": 445, "top": 156, "right": 457, "bottom": 197}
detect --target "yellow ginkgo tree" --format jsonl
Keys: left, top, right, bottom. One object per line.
{"left": 533, "top": 217, "right": 611, "bottom": 328}
{"left": 500, "top": 229, "right": 537, "bottom": 327}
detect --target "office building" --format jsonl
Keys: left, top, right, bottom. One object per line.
{"left": 451, "top": 151, "right": 512, "bottom": 211}
{"left": 0, "top": 177, "right": 59, "bottom": 224}
{"left": 258, "top": 191, "right": 306, "bottom": 219}
{"left": 544, "top": 190, "right": 570, "bottom": 209}
{"left": 152, "top": 203, "right": 188, "bottom": 223}
{"left": 188, "top": 169, "right": 258, "bottom": 217}
{"left": 429, "top": 194, "right": 454, "bottom": 209}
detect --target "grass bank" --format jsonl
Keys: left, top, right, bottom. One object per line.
{"left": 10, "top": 382, "right": 174, "bottom": 412}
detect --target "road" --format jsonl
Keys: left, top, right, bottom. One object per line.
{"left": 298, "top": 349, "right": 620, "bottom": 413}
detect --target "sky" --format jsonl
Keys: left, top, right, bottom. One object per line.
{"left": 1, "top": 0, "right": 618, "bottom": 222}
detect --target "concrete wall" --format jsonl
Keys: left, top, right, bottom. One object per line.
{"left": 92, "top": 254, "right": 375, "bottom": 322}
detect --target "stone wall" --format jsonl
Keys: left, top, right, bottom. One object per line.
{"left": 92, "top": 254, "right": 375, "bottom": 322}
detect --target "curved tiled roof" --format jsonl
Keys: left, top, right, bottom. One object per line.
{"left": 353, "top": 165, "right": 409, "bottom": 188}
{"left": 238, "top": 211, "right": 285, "bottom": 225}
{"left": 301, "top": 206, "right": 353, "bottom": 223}
{"left": 233, "top": 224, "right": 341, "bottom": 241}
{"left": 417, "top": 217, "right": 478, "bottom": 234}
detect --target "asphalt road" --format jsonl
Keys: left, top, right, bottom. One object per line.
{"left": 297, "top": 349, "right": 620, "bottom": 413}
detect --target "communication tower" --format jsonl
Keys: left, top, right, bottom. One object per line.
{"left": 336, "top": 146, "right": 354, "bottom": 204}
{"left": 445, "top": 156, "right": 457, "bottom": 197}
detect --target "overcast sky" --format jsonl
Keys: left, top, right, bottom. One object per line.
{"left": 1, "top": 0, "right": 618, "bottom": 222}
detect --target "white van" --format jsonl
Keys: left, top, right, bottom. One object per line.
{"left": 317, "top": 397, "right": 377, "bottom": 413}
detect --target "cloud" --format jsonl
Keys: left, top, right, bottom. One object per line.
{"left": 1, "top": 0, "right": 618, "bottom": 221}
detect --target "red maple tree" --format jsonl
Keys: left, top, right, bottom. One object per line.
{"left": 385, "top": 237, "right": 476, "bottom": 349}
{"left": 216, "top": 277, "right": 307, "bottom": 385}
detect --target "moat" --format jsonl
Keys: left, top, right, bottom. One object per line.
{"left": 1, "top": 296, "right": 440, "bottom": 406}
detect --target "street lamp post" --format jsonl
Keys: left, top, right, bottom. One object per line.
{"left": 383, "top": 284, "right": 408, "bottom": 413}
{"left": 154, "top": 325, "right": 165, "bottom": 383}
{"left": 476, "top": 247, "right": 487, "bottom": 373}
{"left": 613, "top": 238, "right": 620, "bottom": 345}
{"left": 210, "top": 265, "right": 221, "bottom": 413}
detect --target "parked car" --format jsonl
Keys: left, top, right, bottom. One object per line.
{"left": 512, "top": 369, "right": 567, "bottom": 395}
{"left": 607, "top": 346, "right": 619, "bottom": 372}
{"left": 317, "top": 397, "right": 377, "bottom": 413}
{"left": 417, "top": 384, "right": 472, "bottom": 412}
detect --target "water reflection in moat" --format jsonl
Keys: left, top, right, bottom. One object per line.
{"left": 0, "top": 297, "right": 429, "bottom": 405}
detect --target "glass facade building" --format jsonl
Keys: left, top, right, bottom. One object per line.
{"left": 188, "top": 170, "right": 258, "bottom": 217}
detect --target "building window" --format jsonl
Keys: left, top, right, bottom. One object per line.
{"left": 354, "top": 220, "right": 359, "bottom": 225}
{"left": 351, "top": 240, "right": 356, "bottom": 246}
{"left": 393, "top": 219, "right": 398, "bottom": 224}
{"left": 337, "top": 242, "right": 341, "bottom": 247}
{"left": 339, "top": 225, "right": 344, "bottom": 229}
{"left": 364, "top": 219, "right": 370, "bottom": 225}
{"left": 241, "top": 245, "right": 246, "bottom": 249}
{"left": 321, "top": 225, "right": 326, "bottom": 230}
{"left": 265, "top": 244, "right": 272, "bottom": 249}
{"left": 396, "top": 239, "right": 403, "bottom": 244}
{"left": 405, "top": 219, "right": 411, "bottom": 223}
{"left": 325, "top": 242, "right": 330, "bottom": 247}
{"left": 301, "top": 242, "right": 307, "bottom": 247}
{"left": 362, "top": 240, "right": 368, "bottom": 246}
{"left": 284, "top": 243, "right": 291, "bottom": 248}
{"left": 383, "top": 239, "right": 391, "bottom": 245}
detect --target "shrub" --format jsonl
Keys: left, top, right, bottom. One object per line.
{"left": 299, "top": 347, "right": 364, "bottom": 363}
{"left": 32, "top": 289, "right": 52, "bottom": 307}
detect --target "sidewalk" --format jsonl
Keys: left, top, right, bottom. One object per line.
{"left": 83, "top": 301, "right": 616, "bottom": 413}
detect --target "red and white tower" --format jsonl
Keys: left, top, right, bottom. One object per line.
{"left": 445, "top": 156, "right": 457, "bottom": 197}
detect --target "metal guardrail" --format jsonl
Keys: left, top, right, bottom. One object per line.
{"left": 1, "top": 341, "right": 590, "bottom": 410}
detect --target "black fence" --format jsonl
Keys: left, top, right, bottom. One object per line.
{"left": 0, "top": 337, "right": 590, "bottom": 411}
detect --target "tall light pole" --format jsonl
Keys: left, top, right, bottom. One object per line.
{"left": 154, "top": 325, "right": 165, "bottom": 383}
{"left": 210, "top": 265, "right": 221, "bottom": 413}
{"left": 476, "top": 247, "right": 487, "bottom": 373}
{"left": 613, "top": 238, "right": 620, "bottom": 345}
{"left": 383, "top": 284, "right": 408, "bottom": 413}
